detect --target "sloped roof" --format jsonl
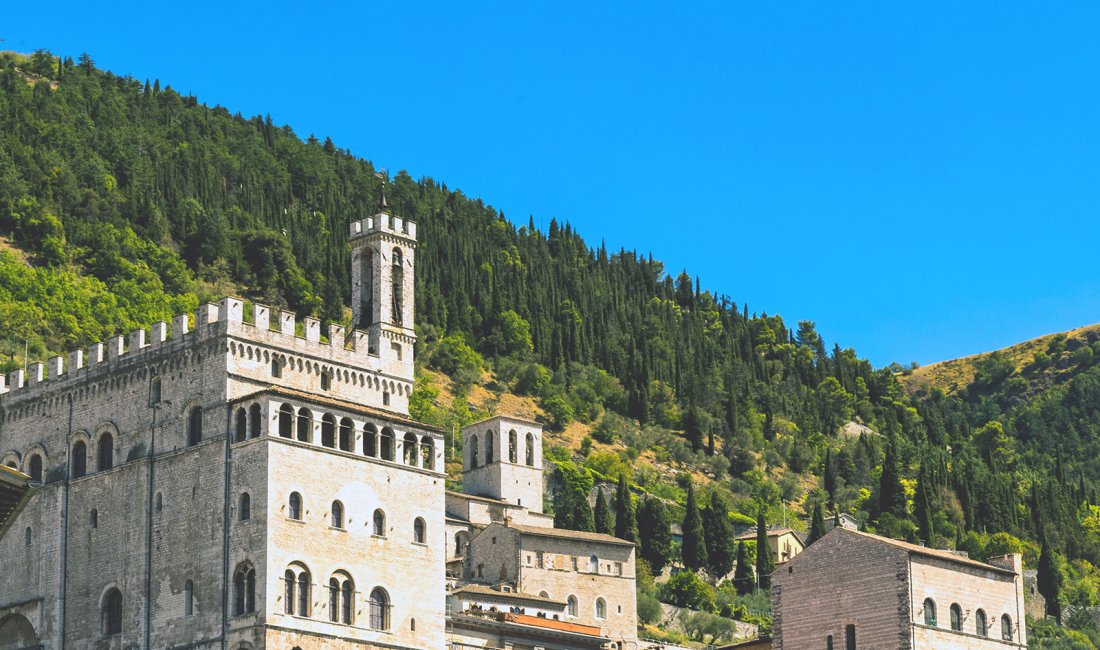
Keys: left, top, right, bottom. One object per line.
{"left": 836, "top": 528, "right": 1016, "bottom": 575}
{"left": 507, "top": 522, "right": 636, "bottom": 547}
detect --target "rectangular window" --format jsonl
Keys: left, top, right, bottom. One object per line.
{"left": 615, "top": 562, "right": 623, "bottom": 576}
{"left": 391, "top": 342, "right": 402, "bottom": 360}
{"left": 571, "top": 557, "right": 578, "bottom": 571}
{"left": 845, "top": 624, "right": 856, "bottom": 650}
{"left": 537, "top": 552, "right": 544, "bottom": 568}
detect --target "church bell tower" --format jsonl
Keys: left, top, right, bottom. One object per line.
{"left": 350, "top": 192, "right": 416, "bottom": 383}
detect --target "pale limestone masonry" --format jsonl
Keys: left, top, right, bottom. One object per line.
{"left": 772, "top": 527, "right": 1027, "bottom": 649}
{"left": 0, "top": 207, "right": 446, "bottom": 650}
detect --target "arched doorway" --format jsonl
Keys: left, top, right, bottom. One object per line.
{"left": 0, "top": 613, "right": 39, "bottom": 650}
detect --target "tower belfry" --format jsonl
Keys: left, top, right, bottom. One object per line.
{"left": 350, "top": 192, "right": 417, "bottom": 383}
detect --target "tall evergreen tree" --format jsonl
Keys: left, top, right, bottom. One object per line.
{"left": 823, "top": 447, "right": 838, "bottom": 505}
{"left": 702, "top": 491, "right": 736, "bottom": 578}
{"left": 1038, "top": 531, "right": 1062, "bottom": 623}
{"left": 877, "top": 439, "right": 906, "bottom": 519}
{"left": 914, "top": 464, "right": 934, "bottom": 546}
{"left": 637, "top": 497, "right": 673, "bottom": 574}
{"left": 732, "top": 541, "right": 754, "bottom": 595}
{"left": 681, "top": 482, "right": 709, "bottom": 571}
{"left": 594, "top": 489, "right": 614, "bottom": 535}
{"left": 614, "top": 473, "right": 639, "bottom": 543}
{"left": 755, "top": 510, "right": 775, "bottom": 590}
{"left": 807, "top": 502, "right": 827, "bottom": 546}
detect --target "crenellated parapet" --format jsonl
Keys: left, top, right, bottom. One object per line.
{"left": 349, "top": 212, "right": 418, "bottom": 244}
{"left": 0, "top": 298, "right": 413, "bottom": 408}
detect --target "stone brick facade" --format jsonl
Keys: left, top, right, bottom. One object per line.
{"left": 772, "top": 528, "right": 1026, "bottom": 649}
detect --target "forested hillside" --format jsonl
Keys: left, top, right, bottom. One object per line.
{"left": 2, "top": 49, "right": 1099, "bottom": 645}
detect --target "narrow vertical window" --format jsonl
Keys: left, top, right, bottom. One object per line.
{"left": 391, "top": 248, "right": 403, "bottom": 324}
{"left": 297, "top": 571, "right": 310, "bottom": 617}
{"left": 950, "top": 603, "right": 962, "bottom": 631}
{"left": 369, "top": 588, "right": 390, "bottom": 630}
{"left": 1001, "top": 614, "right": 1012, "bottom": 641}
{"left": 103, "top": 588, "right": 123, "bottom": 635}
{"left": 91, "top": 508, "right": 98, "bottom": 528}
{"left": 235, "top": 407, "right": 247, "bottom": 443}
{"left": 331, "top": 501, "right": 344, "bottom": 528}
{"left": 289, "top": 492, "right": 303, "bottom": 520}
{"left": 278, "top": 404, "right": 293, "bottom": 438}
{"left": 596, "top": 598, "right": 606, "bottom": 619}
{"left": 469, "top": 434, "right": 480, "bottom": 468}
{"left": 420, "top": 435, "right": 434, "bottom": 470}
{"left": 321, "top": 414, "right": 336, "bottom": 448}
{"left": 149, "top": 376, "right": 162, "bottom": 405}
{"left": 184, "top": 579, "right": 194, "bottom": 616}
{"left": 339, "top": 418, "right": 353, "bottom": 452}
{"left": 188, "top": 406, "right": 203, "bottom": 446}
{"left": 296, "top": 408, "right": 312, "bottom": 443}
{"left": 975, "top": 609, "right": 987, "bottom": 636}
{"left": 28, "top": 454, "right": 42, "bottom": 483}
{"left": 321, "top": 371, "right": 331, "bottom": 391}
{"left": 567, "top": 595, "right": 578, "bottom": 617}
{"left": 923, "top": 598, "right": 936, "bottom": 626}
{"left": 364, "top": 423, "right": 378, "bottom": 457}
{"left": 509, "top": 430, "right": 518, "bottom": 463}
{"left": 271, "top": 357, "right": 282, "bottom": 378}
{"left": 239, "top": 493, "right": 251, "bottom": 521}
{"left": 403, "top": 433, "right": 418, "bottom": 466}
{"left": 97, "top": 433, "right": 114, "bottom": 471}
{"left": 414, "top": 517, "right": 426, "bottom": 544}
{"left": 249, "top": 403, "right": 262, "bottom": 438}
{"left": 72, "top": 440, "right": 87, "bottom": 478}
{"left": 329, "top": 577, "right": 340, "bottom": 622}
{"left": 373, "top": 509, "right": 386, "bottom": 537}
{"left": 380, "top": 428, "right": 395, "bottom": 461}
{"left": 525, "top": 432, "right": 535, "bottom": 466}
{"left": 285, "top": 570, "right": 296, "bottom": 615}
{"left": 845, "top": 624, "right": 856, "bottom": 650}
{"left": 485, "top": 430, "right": 495, "bottom": 464}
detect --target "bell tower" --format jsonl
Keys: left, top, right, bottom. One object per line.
{"left": 350, "top": 192, "right": 416, "bottom": 383}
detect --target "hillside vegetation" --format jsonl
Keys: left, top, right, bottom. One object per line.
{"left": 3, "top": 49, "right": 1100, "bottom": 645}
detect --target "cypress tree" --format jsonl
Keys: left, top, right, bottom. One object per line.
{"left": 703, "top": 491, "right": 736, "bottom": 578}
{"left": 823, "top": 447, "right": 837, "bottom": 505}
{"left": 594, "top": 489, "right": 613, "bottom": 535}
{"left": 614, "top": 473, "right": 638, "bottom": 544}
{"left": 807, "top": 502, "right": 827, "bottom": 546}
{"left": 1038, "top": 531, "right": 1062, "bottom": 623}
{"left": 877, "top": 440, "right": 906, "bottom": 518}
{"left": 755, "top": 510, "right": 775, "bottom": 589}
{"left": 732, "top": 541, "right": 754, "bottom": 595}
{"left": 915, "top": 464, "right": 934, "bottom": 546}
{"left": 637, "top": 497, "right": 673, "bottom": 574}
{"left": 681, "top": 482, "right": 709, "bottom": 571}
{"left": 833, "top": 509, "right": 842, "bottom": 528}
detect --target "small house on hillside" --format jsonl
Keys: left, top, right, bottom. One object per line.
{"left": 736, "top": 528, "right": 806, "bottom": 564}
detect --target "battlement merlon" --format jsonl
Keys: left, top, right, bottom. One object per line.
{"left": 0, "top": 297, "right": 413, "bottom": 403}
{"left": 349, "top": 211, "right": 417, "bottom": 243}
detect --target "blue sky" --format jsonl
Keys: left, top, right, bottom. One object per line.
{"left": 5, "top": 2, "right": 1100, "bottom": 366}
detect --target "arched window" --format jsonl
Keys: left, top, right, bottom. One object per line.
{"left": 289, "top": 492, "right": 303, "bottom": 520}
{"left": 359, "top": 250, "right": 374, "bottom": 328}
{"left": 91, "top": 508, "right": 98, "bottom": 528}
{"left": 329, "top": 573, "right": 354, "bottom": 624}
{"left": 297, "top": 570, "right": 311, "bottom": 617}
{"left": 567, "top": 595, "right": 578, "bottom": 617}
{"left": 97, "top": 433, "right": 114, "bottom": 471}
{"left": 296, "top": 408, "right": 312, "bottom": 443}
{"left": 826, "top": 635, "right": 833, "bottom": 650}
{"left": 589, "top": 555, "right": 599, "bottom": 573}
{"left": 485, "top": 431, "right": 495, "bottom": 464}
{"left": 414, "top": 517, "right": 426, "bottom": 544}
{"left": 339, "top": 418, "right": 353, "bottom": 452}
{"left": 321, "top": 371, "right": 332, "bottom": 391}
{"left": 149, "top": 376, "right": 162, "bottom": 405}
{"left": 188, "top": 406, "right": 203, "bottom": 446}
{"left": 285, "top": 570, "right": 297, "bottom": 615}
{"left": 923, "top": 598, "right": 936, "bottom": 626}
{"left": 380, "top": 428, "right": 395, "bottom": 461}
{"left": 28, "top": 454, "right": 42, "bottom": 483}
{"left": 25, "top": 526, "right": 31, "bottom": 546}
{"left": 1001, "top": 614, "right": 1013, "bottom": 641}
{"left": 249, "top": 403, "right": 262, "bottom": 438}
{"left": 455, "top": 531, "right": 468, "bottom": 557}
{"left": 369, "top": 587, "right": 390, "bottom": 630}
{"left": 233, "top": 564, "right": 256, "bottom": 615}
{"left": 184, "top": 579, "right": 194, "bottom": 616}
{"left": 420, "top": 436, "right": 434, "bottom": 470}
{"left": 403, "top": 433, "right": 418, "bottom": 466}
{"left": 278, "top": 404, "right": 294, "bottom": 438}
{"left": 364, "top": 423, "right": 378, "bottom": 456}
{"left": 321, "top": 414, "right": 336, "bottom": 448}
{"left": 373, "top": 509, "right": 386, "bottom": 537}
{"left": 235, "top": 408, "right": 247, "bottom": 443}
{"left": 239, "top": 493, "right": 251, "bottom": 521}
{"left": 102, "top": 588, "right": 123, "bottom": 635}
{"left": 950, "top": 603, "right": 962, "bottom": 631}
{"left": 331, "top": 501, "right": 344, "bottom": 529}
{"left": 975, "top": 609, "right": 987, "bottom": 636}
{"left": 271, "top": 357, "right": 282, "bottom": 378}
{"left": 509, "top": 430, "right": 518, "bottom": 463}
{"left": 469, "top": 434, "right": 480, "bottom": 469}
{"left": 72, "top": 440, "right": 87, "bottom": 478}
{"left": 595, "top": 597, "right": 607, "bottom": 619}
{"left": 525, "top": 432, "right": 535, "bottom": 466}
{"left": 391, "top": 248, "right": 403, "bottom": 325}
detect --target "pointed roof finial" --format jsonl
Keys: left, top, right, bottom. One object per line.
{"left": 379, "top": 189, "right": 389, "bottom": 213}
